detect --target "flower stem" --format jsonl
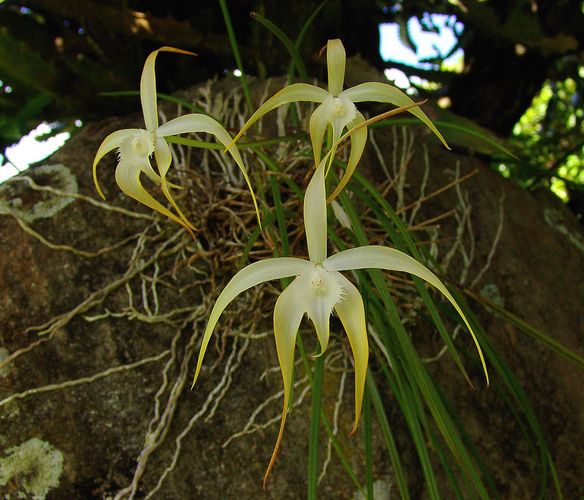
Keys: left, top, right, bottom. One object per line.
{"left": 308, "top": 354, "right": 325, "bottom": 499}
{"left": 364, "top": 386, "right": 374, "bottom": 499}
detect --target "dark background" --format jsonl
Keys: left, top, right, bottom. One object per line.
{"left": 0, "top": 0, "right": 583, "bottom": 217}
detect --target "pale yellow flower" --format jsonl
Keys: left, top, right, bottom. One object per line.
{"left": 93, "top": 47, "right": 260, "bottom": 234}
{"left": 228, "top": 39, "right": 449, "bottom": 200}
{"left": 192, "top": 157, "right": 487, "bottom": 484}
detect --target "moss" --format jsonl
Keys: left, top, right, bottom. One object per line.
{"left": 0, "top": 438, "right": 64, "bottom": 499}
{"left": 0, "top": 164, "right": 77, "bottom": 222}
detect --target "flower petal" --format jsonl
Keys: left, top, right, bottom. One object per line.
{"left": 154, "top": 138, "right": 196, "bottom": 230}
{"left": 115, "top": 159, "right": 192, "bottom": 234}
{"left": 341, "top": 82, "right": 449, "bottom": 149}
{"left": 324, "top": 246, "right": 489, "bottom": 384}
{"left": 273, "top": 277, "right": 305, "bottom": 418}
{"left": 92, "top": 129, "right": 140, "bottom": 199}
{"left": 228, "top": 83, "right": 328, "bottom": 147}
{"left": 333, "top": 273, "right": 368, "bottom": 434}
{"left": 308, "top": 101, "right": 330, "bottom": 166}
{"left": 192, "top": 258, "right": 311, "bottom": 387}
{"left": 304, "top": 159, "right": 327, "bottom": 264}
{"left": 265, "top": 277, "right": 306, "bottom": 486}
{"left": 327, "top": 39, "right": 346, "bottom": 96}
{"left": 154, "top": 137, "right": 194, "bottom": 228}
{"left": 309, "top": 95, "right": 356, "bottom": 173}
{"left": 157, "top": 114, "right": 261, "bottom": 226}
{"left": 328, "top": 110, "right": 367, "bottom": 202}
{"left": 154, "top": 136, "right": 172, "bottom": 179}
{"left": 141, "top": 47, "right": 195, "bottom": 132}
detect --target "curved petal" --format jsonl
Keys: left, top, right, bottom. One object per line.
{"left": 341, "top": 82, "right": 449, "bottom": 149}
{"left": 139, "top": 156, "right": 163, "bottom": 185}
{"left": 228, "top": 83, "right": 328, "bottom": 148}
{"left": 327, "top": 39, "right": 346, "bottom": 96}
{"left": 141, "top": 47, "right": 195, "bottom": 131}
{"left": 115, "top": 160, "right": 192, "bottom": 235}
{"left": 153, "top": 137, "right": 195, "bottom": 228}
{"left": 92, "top": 129, "right": 140, "bottom": 199}
{"left": 265, "top": 278, "right": 306, "bottom": 486}
{"left": 154, "top": 136, "right": 172, "bottom": 179}
{"left": 328, "top": 111, "right": 367, "bottom": 202}
{"left": 157, "top": 114, "right": 261, "bottom": 226}
{"left": 333, "top": 273, "right": 368, "bottom": 434}
{"left": 192, "top": 258, "right": 312, "bottom": 387}
{"left": 273, "top": 277, "right": 305, "bottom": 419}
{"left": 308, "top": 101, "right": 330, "bottom": 165}
{"left": 304, "top": 160, "right": 327, "bottom": 264}
{"left": 324, "top": 246, "right": 488, "bottom": 384}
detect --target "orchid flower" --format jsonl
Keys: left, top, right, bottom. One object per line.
{"left": 93, "top": 47, "right": 260, "bottom": 234}
{"left": 192, "top": 156, "right": 488, "bottom": 484}
{"left": 228, "top": 39, "right": 449, "bottom": 201}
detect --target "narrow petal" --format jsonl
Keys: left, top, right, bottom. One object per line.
{"left": 304, "top": 160, "right": 327, "bottom": 264}
{"left": 327, "top": 39, "right": 346, "bottom": 96}
{"left": 115, "top": 160, "right": 193, "bottom": 234}
{"left": 228, "top": 83, "right": 328, "bottom": 148}
{"left": 141, "top": 47, "right": 195, "bottom": 132}
{"left": 157, "top": 114, "right": 261, "bottom": 226}
{"left": 92, "top": 129, "right": 140, "bottom": 199}
{"left": 154, "top": 136, "right": 173, "bottom": 179}
{"left": 324, "top": 246, "right": 489, "bottom": 384}
{"left": 308, "top": 101, "right": 330, "bottom": 165}
{"left": 273, "top": 278, "right": 306, "bottom": 413}
{"left": 139, "top": 157, "right": 163, "bottom": 185}
{"left": 154, "top": 137, "right": 193, "bottom": 228}
{"left": 333, "top": 273, "right": 368, "bottom": 433}
{"left": 192, "top": 258, "right": 312, "bottom": 387}
{"left": 341, "top": 82, "right": 449, "bottom": 149}
{"left": 328, "top": 111, "right": 367, "bottom": 202}
{"left": 264, "top": 279, "right": 306, "bottom": 486}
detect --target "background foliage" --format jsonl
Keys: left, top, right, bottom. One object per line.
{"left": 0, "top": 0, "right": 583, "bottom": 218}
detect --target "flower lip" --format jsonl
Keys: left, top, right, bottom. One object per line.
{"left": 322, "top": 94, "right": 356, "bottom": 128}
{"left": 332, "top": 96, "right": 354, "bottom": 119}
{"left": 303, "top": 264, "right": 344, "bottom": 305}
{"left": 118, "top": 129, "right": 155, "bottom": 163}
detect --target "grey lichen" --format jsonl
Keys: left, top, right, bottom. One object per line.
{"left": 544, "top": 207, "right": 584, "bottom": 255}
{"left": 0, "top": 347, "right": 9, "bottom": 378}
{"left": 0, "top": 164, "right": 77, "bottom": 222}
{"left": 0, "top": 438, "right": 64, "bottom": 499}
{"left": 480, "top": 283, "right": 505, "bottom": 307}
{"left": 353, "top": 478, "right": 392, "bottom": 500}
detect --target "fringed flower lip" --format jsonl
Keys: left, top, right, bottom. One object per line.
{"left": 92, "top": 47, "right": 261, "bottom": 235}
{"left": 226, "top": 38, "right": 449, "bottom": 201}
{"left": 192, "top": 153, "right": 488, "bottom": 486}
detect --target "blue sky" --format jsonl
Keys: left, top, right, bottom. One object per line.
{"left": 380, "top": 13, "right": 464, "bottom": 68}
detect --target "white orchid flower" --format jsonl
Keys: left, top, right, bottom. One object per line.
{"left": 192, "top": 156, "right": 488, "bottom": 483}
{"left": 228, "top": 38, "right": 449, "bottom": 201}
{"left": 93, "top": 47, "right": 260, "bottom": 234}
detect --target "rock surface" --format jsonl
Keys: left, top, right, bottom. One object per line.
{"left": 0, "top": 81, "right": 582, "bottom": 499}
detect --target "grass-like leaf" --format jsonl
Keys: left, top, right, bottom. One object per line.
{"left": 219, "top": 0, "right": 253, "bottom": 111}
{"left": 250, "top": 11, "right": 307, "bottom": 81}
